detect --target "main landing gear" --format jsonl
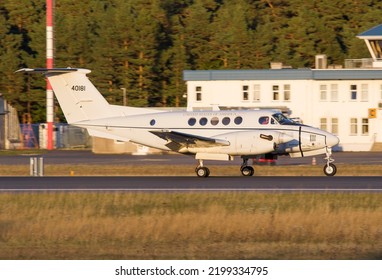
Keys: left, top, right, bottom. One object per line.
{"left": 323, "top": 148, "right": 337, "bottom": 176}
{"left": 240, "top": 157, "right": 254, "bottom": 176}
{"left": 195, "top": 159, "right": 210, "bottom": 178}
{"left": 195, "top": 158, "right": 255, "bottom": 177}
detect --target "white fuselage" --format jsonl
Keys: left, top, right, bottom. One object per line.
{"left": 75, "top": 109, "right": 339, "bottom": 159}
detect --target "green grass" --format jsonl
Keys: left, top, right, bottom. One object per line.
{"left": 1, "top": 192, "right": 382, "bottom": 259}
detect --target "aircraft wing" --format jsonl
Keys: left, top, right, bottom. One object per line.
{"left": 150, "top": 130, "right": 230, "bottom": 151}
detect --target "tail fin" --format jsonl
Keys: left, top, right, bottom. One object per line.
{"left": 16, "top": 68, "right": 118, "bottom": 124}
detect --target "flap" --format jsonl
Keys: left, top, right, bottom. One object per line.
{"left": 150, "top": 130, "right": 230, "bottom": 151}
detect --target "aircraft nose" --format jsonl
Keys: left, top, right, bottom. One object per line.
{"left": 326, "top": 134, "right": 340, "bottom": 147}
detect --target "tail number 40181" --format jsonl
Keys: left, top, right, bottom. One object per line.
{"left": 71, "top": 85, "right": 86, "bottom": 91}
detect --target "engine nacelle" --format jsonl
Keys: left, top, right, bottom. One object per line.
{"left": 187, "top": 130, "right": 293, "bottom": 156}
{"left": 228, "top": 130, "right": 293, "bottom": 155}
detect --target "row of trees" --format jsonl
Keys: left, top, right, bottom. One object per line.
{"left": 1, "top": 0, "right": 382, "bottom": 122}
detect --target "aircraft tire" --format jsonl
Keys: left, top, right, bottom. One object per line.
{"left": 323, "top": 163, "right": 337, "bottom": 176}
{"left": 196, "top": 166, "right": 210, "bottom": 177}
{"left": 241, "top": 166, "right": 254, "bottom": 176}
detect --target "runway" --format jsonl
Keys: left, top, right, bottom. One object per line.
{"left": 1, "top": 176, "right": 382, "bottom": 192}
{"left": 1, "top": 151, "right": 382, "bottom": 192}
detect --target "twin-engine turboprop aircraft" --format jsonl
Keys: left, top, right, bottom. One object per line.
{"left": 17, "top": 68, "right": 340, "bottom": 177}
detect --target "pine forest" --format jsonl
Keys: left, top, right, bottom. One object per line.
{"left": 1, "top": 0, "right": 382, "bottom": 122}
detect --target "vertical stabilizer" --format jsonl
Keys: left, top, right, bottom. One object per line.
{"left": 17, "top": 68, "right": 119, "bottom": 124}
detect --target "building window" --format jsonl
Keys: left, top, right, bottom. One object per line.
{"left": 242, "top": 85, "right": 249, "bottom": 101}
{"left": 330, "top": 84, "right": 338, "bottom": 102}
{"left": 253, "top": 84, "right": 260, "bottom": 101}
{"left": 272, "top": 85, "right": 279, "bottom": 101}
{"left": 361, "top": 84, "right": 368, "bottom": 102}
{"left": 320, "top": 118, "right": 327, "bottom": 131}
{"left": 196, "top": 86, "right": 202, "bottom": 101}
{"left": 284, "top": 84, "right": 291, "bottom": 101}
{"left": 350, "top": 85, "right": 357, "bottom": 100}
{"left": 362, "top": 118, "right": 369, "bottom": 135}
{"left": 321, "top": 118, "right": 338, "bottom": 134}
{"left": 331, "top": 118, "right": 338, "bottom": 135}
{"left": 350, "top": 118, "right": 358, "bottom": 135}
{"left": 320, "top": 85, "right": 327, "bottom": 101}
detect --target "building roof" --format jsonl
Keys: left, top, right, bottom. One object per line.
{"left": 357, "top": 23, "right": 382, "bottom": 39}
{"left": 183, "top": 69, "right": 382, "bottom": 81}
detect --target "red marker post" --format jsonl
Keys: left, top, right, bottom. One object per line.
{"left": 46, "top": 0, "right": 54, "bottom": 150}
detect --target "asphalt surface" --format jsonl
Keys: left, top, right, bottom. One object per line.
{"left": 0, "top": 151, "right": 382, "bottom": 192}
{"left": 1, "top": 150, "right": 382, "bottom": 166}
{"left": 0, "top": 176, "right": 381, "bottom": 192}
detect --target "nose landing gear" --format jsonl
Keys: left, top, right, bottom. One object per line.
{"left": 323, "top": 148, "right": 337, "bottom": 176}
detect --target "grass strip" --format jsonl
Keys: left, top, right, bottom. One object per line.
{"left": 1, "top": 192, "right": 382, "bottom": 259}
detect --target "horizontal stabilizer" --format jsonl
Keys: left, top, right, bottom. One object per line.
{"left": 16, "top": 68, "right": 89, "bottom": 74}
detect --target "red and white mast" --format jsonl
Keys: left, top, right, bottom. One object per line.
{"left": 46, "top": 0, "right": 54, "bottom": 150}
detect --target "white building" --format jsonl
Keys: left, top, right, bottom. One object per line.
{"left": 183, "top": 24, "right": 382, "bottom": 151}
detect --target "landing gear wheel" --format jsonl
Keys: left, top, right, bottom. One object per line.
{"left": 240, "top": 166, "right": 254, "bottom": 176}
{"left": 196, "top": 166, "right": 210, "bottom": 177}
{"left": 323, "top": 163, "right": 337, "bottom": 176}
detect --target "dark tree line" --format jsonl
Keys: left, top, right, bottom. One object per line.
{"left": 1, "top": 0, "right": 382, "bottom": 122}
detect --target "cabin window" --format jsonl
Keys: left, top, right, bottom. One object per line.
{"left": 259, "top": 116, "right": 269, "bottom": 125}
{"left": 234, "top": 116, "right": 243, "bottom": 125}
{"left": 150, "top": 119, "right": 156, "bottom": 126}
{"left": 188, "top": 118, "right": 196, "bottom": 126}
{"left": 272, "top": 113, "right": 296, "bottom": 125}
{"left": 222, "top": 117, "right": 231, "bottom": 125}
{"left": 199, "top": 117, "right": 208, "bottom": 126}
{"left": 210, "top": 117, "right": 219, "bottom": 125}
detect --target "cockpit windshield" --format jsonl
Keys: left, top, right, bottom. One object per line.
{"left": 272, "top": 113, "right": 297, "bottom": 125}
